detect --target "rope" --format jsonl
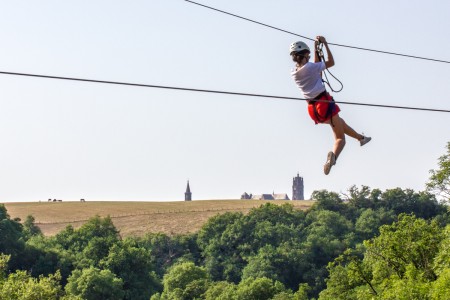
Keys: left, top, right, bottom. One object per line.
{"left": 1, "top": 71, "right": 448, "bottom": 113}
{"left": 185, "top": 0, "right": 450, "bottom": 65}
{"left": 316, "top": 43, "right": 344, "bottom": 93}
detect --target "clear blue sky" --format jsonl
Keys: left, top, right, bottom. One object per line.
{"left": 0, "top": 0, "right": 449, "bottom": 202}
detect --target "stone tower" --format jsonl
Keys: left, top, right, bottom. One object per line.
{"left": 185, "top": 180, "right": 192, "bottom": 201}
{"left": 292, "top": 173, "right": 304, "bottom": 200}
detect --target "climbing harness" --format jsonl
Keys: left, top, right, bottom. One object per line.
{"left": 308, "top": 90, "right": 337, "bottom": 126}
{"left": 306, "top": 41, "right": 344, "bottom": 126}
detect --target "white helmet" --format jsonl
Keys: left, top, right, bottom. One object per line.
{"left": 289, "top": 41, "right": 310, "bottom": 55}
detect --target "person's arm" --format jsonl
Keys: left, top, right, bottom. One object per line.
{"left": 314, "top": 40, "right": 320, "bottom": 63}
{"left": 317, "top": 36, "right": 335, "bottom": 68}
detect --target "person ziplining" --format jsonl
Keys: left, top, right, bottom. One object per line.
{"left": 290, "top": 36, "right": 371, "bottom": 175}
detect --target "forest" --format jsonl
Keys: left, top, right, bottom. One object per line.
{"left": 0, "top": 142, "right": 449, "bottom": 300}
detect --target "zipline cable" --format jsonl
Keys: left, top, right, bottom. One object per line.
{"left": 185, "top": 0, "right": 450, "bottom": 65}
{"left": 1, "top": 71, "right": 449, "bottom": 113}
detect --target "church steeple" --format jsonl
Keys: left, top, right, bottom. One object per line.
{"left": 185, "top": 180, "right": 192, "bottom": 201}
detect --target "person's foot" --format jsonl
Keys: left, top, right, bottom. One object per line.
{"left": 324, "top": 151, "right": 336, "bottom": 175}
{"left": 360, "top": 136, "right": 371, "bottom": 146}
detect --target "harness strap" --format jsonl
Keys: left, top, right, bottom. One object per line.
{"left": 308, "top": 91, "right": 336, "bottom": 127}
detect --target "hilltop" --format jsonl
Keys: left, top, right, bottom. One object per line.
{"left": 4, "top": 200, "right": 314, "bottom": 237}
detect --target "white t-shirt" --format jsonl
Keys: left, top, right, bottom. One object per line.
{"left": 291, "top": 61, "right": 326, "bottom": 99}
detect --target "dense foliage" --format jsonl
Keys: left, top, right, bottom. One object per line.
{"left": 1, "top": 144, "right": 449, "bottom": 299}
{"left": 427, "top": 141, "right": 450, "bottom": 202}
{"left": 1, "top": 187, "right": 449, "bottom": 300}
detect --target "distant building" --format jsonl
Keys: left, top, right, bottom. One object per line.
{"left": 241, "top": 192, "right": 252, "bottom": 200}
{"left": 292, "top": 173, "right": 304, "bottom": 200}
{"left": 251, "top": 193, "right": 290, "bottom": 200}
{"left": 185, "top": 181, "right": 192, "bottom": 201}
{"left": 240, "top": 173, "right": 304, "bottom": 200}
{"left": 273, "top": 193, "right": 290, "bottom": 200}
{"left": 241, "top": 192, "right": 290, "bottom": 200}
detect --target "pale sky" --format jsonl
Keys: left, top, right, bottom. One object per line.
{"left": 0, "top": 0, "right": 449, "bottom": 202}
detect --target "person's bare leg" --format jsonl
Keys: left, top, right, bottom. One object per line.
{"left": 341, "top": 118, "right": 364, "bottom": 141}
{"left": 323, "top": 115, "right": 345, "bottom": 175}
{"left": 330, "top": 115, "right": 346, "bottom": 159}
{"left": 324, "top": 114, "right": 369, "bottom": 174}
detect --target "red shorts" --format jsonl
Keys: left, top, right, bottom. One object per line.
{"left": 307, "top": 92, "right": 340, "bottom": 124}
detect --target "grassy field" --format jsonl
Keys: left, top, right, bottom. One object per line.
{"left": 4, "top": 200, "right": 314, "bottom": 237}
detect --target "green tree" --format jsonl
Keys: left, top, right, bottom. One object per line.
{"left": 0, "top": 204, "right": 25, "bottom": 269}
{"left": 376, "top": 264, "right": 431, "bottom": 300}
{"left": 292, "top": 283, "right": 311, "bottom": 300}
{"left": 73, "top": 216, "right": 120, "bottom": 268}
{"left": 304, "top": 209, "right": 354, "bottom": 264}
{"left": 433, "top": 225, "right": 450, "bottom": 276}
{"left": 354, "top": 208, "right": 395, "bottom": 241}
{"left": 64, "top": 266, "right": 124, "bottom": 300}
{"left": 198, "top": 204, "right": 306, "bottom": 283}
{"left": 52, "top": 216, "right": 119, "bottom": 256}
{"left": 22, "top": 215, "right": 42, "bottom": 240}
{"left": 100, "top": 238, "right": 161, "bottom": 300}
{"left": 247, "top": 203, "right": 305, "bottom": 249}
{"left": 204, "top": 281, "right": 237, "bottom": 300}
{"left": 430, "top": 268, "right": 450, "bottom": 300}
{"left": 245, "top": 203, "right": 306, "bottom": 228}
{"left": 311, "top": 190, "right": 347, "bottom": 214}
{"left": 137, "top": 232, "right": 200, "bottom": 277}
{"left": 373, "top": 188, "right": 446, "bottom": 220}
{"left": 161, "top": 261, "right": 209, "bottom": 300}
{"left": 0, "top": 268, "right": 63, "bottom": 300}
{"left": 242, "top": 244, "right": 309, "bottom": 291}
{"left": 197, "top": 212, "right": 244, "bottom": 281}
{"left": 23, "top": 215, "right": 120, "bottom": 282}
{"left": 427, "top": 141, "right": 450, "bottom": 201}
{"left": 346, "top": 186, "right": 376, "bottom": 210}
{"left": 320, "top": 215, "right": 448, "bottom": 299}
{"left": 24, "top": 235, "right": 74, "bottom": 282}
{"left": 412, "top": 192, "right": 447, "bottom": 220}
{"left": 377, "top": 188, "right": 416, "bottom": 215}
{"left": 197, "top": 212, "right": 243, "bottom": 251}
{"left": 365, "top": 214, "right": 442, "bottom": 282}
{"left": 0, "top": 254, "right": 11, "bottom": 280}
{"left": 242, "top": 245, "right": 281, "bottom": 282}
{"left": 235, "top": 277, "right": 287, "bottom": 300}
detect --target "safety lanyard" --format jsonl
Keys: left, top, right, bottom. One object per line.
{"left": 316, "top": 43, "right": 344, "bottom": 93}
